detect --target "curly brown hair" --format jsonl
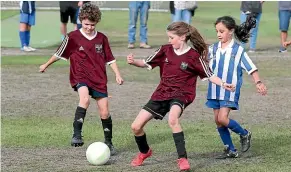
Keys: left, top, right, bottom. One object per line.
{"left": 79, "top": 3, "right": 102, "bottom": 23}
{"left": 167, "top": 22, "right": 208, "bottom": 62}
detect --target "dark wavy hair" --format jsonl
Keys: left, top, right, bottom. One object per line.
{"left": 215, "top": 16, "right": 256, "bottom": 43}
{"left": 79, "top": 3, "right": 102, "bottom": 23}
{"left": 167, "top": 22, "right": 208, "bottom": 62}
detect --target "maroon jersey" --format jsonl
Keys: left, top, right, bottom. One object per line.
{"left": 144, "top": 44, "right": 213, "bottom": 105}
{"left": 54, "top": 30, "right": 115, "bottom": 94}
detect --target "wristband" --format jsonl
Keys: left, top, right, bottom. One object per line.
{"left": 256, "top": 80, "right": 262, "bottom": 85}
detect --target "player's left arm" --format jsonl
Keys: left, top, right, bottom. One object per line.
{"left": 241, "top": 52, "right": 267, "bottom": 95}
{"left": 250, "top": 71, "right": 267, "bottom": 95}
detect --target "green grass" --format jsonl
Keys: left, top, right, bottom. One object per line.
{"left": 2, "top": 115, "right": 291, "bottom": 171}
{"left": 1, "top": 10, "right": 19, "bottom": 20}
{"left": 1, "top": 1, "right": 281, "bottom": 49}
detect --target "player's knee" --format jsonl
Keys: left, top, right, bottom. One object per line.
{"left": 99, "top": 109, "right": 109, "bottom": 118}
{"left": 131, "top": 123, "right": 142, "bottom": 134}
{"left": 217, "top": 116, "right": 228, "bottom": 126}
{"left": 168, "top": 118, "right": 179, "bottom": 128}
{"left": 79, "top": 96, "right": 90, "bottom": 108}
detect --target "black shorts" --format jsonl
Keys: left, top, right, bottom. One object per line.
{"left": 60, "top": 6, "right": 77, "bottom": 24}
{"left": 143, "top": 99, "right": 185, "bottom": 120}
{"left": 73, "top": 83, "right": 108, "bottom": 99}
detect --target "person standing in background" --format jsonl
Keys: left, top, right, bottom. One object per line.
{"left": 170, "top": 1, "right": 197, "bottom": 24}
{"left": 240, "top": 1, "right": 263, "bottom": 53}
{"left": 278, "top": 1, "right": 291, "bottom": 53}
{"left": 128, "top": 1, "right": 151, "bottom": 49}
{"left": 59, "top": 1, "right": 78, "bottom": 41}
{"left": 19, "top": 1, "right": 36, "bottom": 52}
{"left": 76, "top": 1, "right": 90, "bottom": 29}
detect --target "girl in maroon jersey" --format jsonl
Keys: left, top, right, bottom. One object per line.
{"left": 39, "top": 3, "right": 123, "bottom": 155}
{"left": 127, "top": 21, "right": 235, "bottom": 171}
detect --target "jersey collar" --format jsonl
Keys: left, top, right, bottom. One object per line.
{"left": 79, "top": 29, "right": 98, "bottom": 40}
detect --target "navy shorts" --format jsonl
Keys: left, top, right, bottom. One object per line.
{"left": 206, "top": 99, "right": 239, "bottom": 110}
{"left": 74, "top": 83, "right": 107, "bottom": 99}
{"left": 143, "top": 99, "right": 185, "bottom": 120}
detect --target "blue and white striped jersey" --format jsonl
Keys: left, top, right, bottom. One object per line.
{"left": 207, "top": 39, "right": 257, "bottom": 102}
{"left": 20, "top": 1, "right": 35, "bottom": 14}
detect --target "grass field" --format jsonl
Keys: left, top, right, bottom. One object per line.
{"left": 2, "top": 2, "right": 291, "bottom": 172}
{"left": 2, "top": 55, "right": 291, "bottom": 171}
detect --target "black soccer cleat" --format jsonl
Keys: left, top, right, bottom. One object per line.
{"left": 105, "top": 141, "right": 116, "bottom": 156}
{"left": 216, "top": 147, "right": 239, "bottom": 159}
{"left": 71, "top": 135, "right": 84, "bottom": 147}
{"left": 240, "top": 130, "right": 252, "bottom": 152}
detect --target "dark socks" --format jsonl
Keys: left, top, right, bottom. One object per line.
{"left": 101, "top": 116, "right": 113, "bottom": 144}
{"left": 135, "top": 134, "right": 150, "bottom": 154}
{"left": 73, "top": 106, "right": 86, "bottom": 137}
{"left": 173, "top": 132, "right": 187, "bottom": 159}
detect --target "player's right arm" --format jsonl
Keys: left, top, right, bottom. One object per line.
{"left": 127, "top": 53, "right": 147, "bottom": 68}
{"left": 39, "top": 55, "right": 59, "bottom": 73}
{"left": 39, "top": 34, "right": 75, "bottom": 73}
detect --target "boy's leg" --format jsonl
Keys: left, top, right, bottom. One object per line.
{"left": 71, "top": 85, "right": 90, "bottom": 147}
{"left": 96, "top": 97, "right": 117, "bottom": 155}
{"left": 168, "top": 102, "right": 190, "bottom": 171}
{"left": 131, "top": 109, "right": 153, "bottom": 166}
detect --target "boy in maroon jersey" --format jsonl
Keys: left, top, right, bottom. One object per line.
{"left": 39, "top": 3, "right": 123, "bottom": 155}
{"left": 127, "top": 21, "right": 235, "bottom": 171}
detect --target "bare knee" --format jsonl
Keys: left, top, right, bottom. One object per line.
{"left": 79, "top": 96, "right": 90, "bottom": 108}
{"left": 131, "top": 122, "right": 143, "bottom": 135}
{"left": 217, "top": 116, "right": 229, "bottom": 126}
{"left": 99, "top": 109, "right": 109, "bottom": 119}
{"left": 168, "top": 118, "right": 179, "bottom": 129}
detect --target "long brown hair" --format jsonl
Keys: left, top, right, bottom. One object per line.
{"left": 167, "top": 22, "right": 208, "bottom": 62}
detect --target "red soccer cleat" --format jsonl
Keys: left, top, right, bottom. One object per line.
{"left": 131, "top": 149, "right": 152, "bottom": 167}
{"left": 177, "top": 158, "right": 190, "bottom": 171}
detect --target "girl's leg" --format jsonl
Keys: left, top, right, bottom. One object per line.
{"left": 217, "top": 108, "right": 247, "bottom": 136}
{"left": 131, "top": 109, "right": 153, "bottom": 167}
{"left": 214, "top": 109, "right": 234, "bottom": 151}
{"left": 71, "top": 86, "right": 90, "bottom": 146}
{"left": 218, "top": 107, "right": 251, "bottom": 152}
{"left": 168, "top": 105, "right": 190, "bottom": 171}
{"left": 131, "top": 109, "right": 153, "bottom": 153}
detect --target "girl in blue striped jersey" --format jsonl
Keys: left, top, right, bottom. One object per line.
{"left": 207, "top": 16, "right": 267, "bottom": 158}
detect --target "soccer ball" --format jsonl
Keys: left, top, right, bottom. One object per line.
{"left": 86, "top": 142, "right": 110, "bottom": 165}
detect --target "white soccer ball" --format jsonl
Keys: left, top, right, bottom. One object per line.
{"left": 86, "top": 142, "right": 110, "bottom": 165}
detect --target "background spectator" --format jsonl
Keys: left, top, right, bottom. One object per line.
{"left": 128, "top": 1, "right": 151, "bottom": 49}
{"left": 76, "top": 1, "right": 90, "bottom": 30}
{"left": 278, "top": 1, "right": 291, "bottom": 53}
{"left": 170, "top": 1, "right": 197, "bottom": 24}
{"left": 19, "top": 1, "right": 36, "bottom": 52}
{"left": 59, "top": 1, "right": 78, "bottom": 40}
{"left": 240, "top": 1, "right": 263, "bottom": 52}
